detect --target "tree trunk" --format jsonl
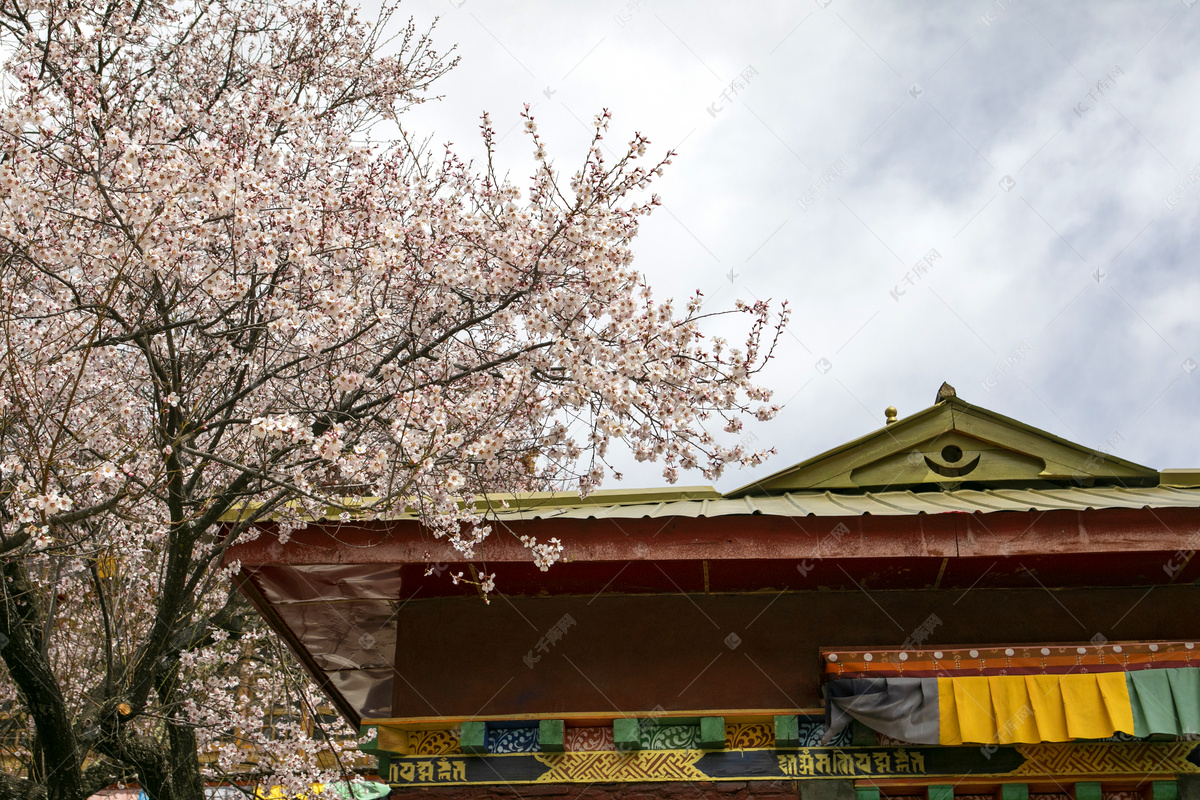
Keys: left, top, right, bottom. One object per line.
{"left": 0, "top": 562, "right": 85, "bottom": 800}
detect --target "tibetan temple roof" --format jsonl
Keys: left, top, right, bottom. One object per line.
{"left": 432, "top": 485, "right": 1200, "bottom": 521}
{"left": 230, "top": 386, "right": 1200, "bottom": 796}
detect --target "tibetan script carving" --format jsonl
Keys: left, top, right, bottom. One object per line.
{"left": 777, "top": 748, "right": 926, "bottom": 777}
{"left": 389, "top": 758, "right": 467, "bottom": 784}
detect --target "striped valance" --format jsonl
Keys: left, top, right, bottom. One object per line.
{"left": 823, "top": 668, "right": 1200, "bottom": 745}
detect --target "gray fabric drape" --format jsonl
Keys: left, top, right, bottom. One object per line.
{"left": 821, "top": 677, "right": 940, "bottom": 745}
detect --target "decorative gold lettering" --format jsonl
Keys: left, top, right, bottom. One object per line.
{"left": 397, "top": 762, "right": 416, "bottom": 782}
{"left": 796, "top": 751, "right": 814, "bottom": 776}
{"left": 814, "top": 752, "right": 831, "bottom": 774}
{"left": 872, "top": 752, "right": 891, "bottom": 773}
{"left": 437, "top": 759, "right": 452, "bottom": 781}
{"left": 894, "top": 750, "right": 910, "bottom": 773}
{"left": 855, "top": 753, "right": 873, "bottom": 773}
{"left": 452, "top": 761, "right": 467, "bottom": 781}
{"left": 417, "top": 761, "right": 434, "bottom": 783}
{"left": 909, "top": 752, "right": 925, "bottom": 773}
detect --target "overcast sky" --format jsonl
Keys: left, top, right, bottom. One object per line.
{"left": 395, "top": 0, "right": 1200, "bottom": 491}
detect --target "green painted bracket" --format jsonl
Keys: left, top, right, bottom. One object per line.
{"left": 460, "top": 720, "right": 487, "bottom": 754}
{"left": 928, "top": 785, "right": 955, "bottom": 800}
{"left": 357, "top": 725, "right": 383, "bottom": 757}
{"left": 1153, "top": 782, "right": 1180, "bottom": 800}
{"left": 857, "top": 787, "right": 881, "bottom": 800}
{"left": 1074, "top": 783, "right": 1102, "bottom": 800}
{"left": 614, "top": 718, "right": 641, "bottom": 751}
{"left": 775, "top": 715, "right": 800, "bottom": 748}
{"left": 700, "top": 716, "right": 725, "bottom": 749}
{"left": 539, "top": 719, "right": 565, "bottom": 752}
{"left": 356, "top": 725, "right": 392, "bottom": 776}
{"left": 1000, "top": 784, "right": 1029, "bottom": 800}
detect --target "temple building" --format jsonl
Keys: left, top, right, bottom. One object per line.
{"left": 229, "top": 384, "right": 1200, "bottom": 800}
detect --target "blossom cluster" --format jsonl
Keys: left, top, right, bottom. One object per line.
{"left": 0, "top": 0, "right": 786, "bottom": 793}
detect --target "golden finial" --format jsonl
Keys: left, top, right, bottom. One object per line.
{"left": 885, "top": 406, "right": 898, "bottom": 425}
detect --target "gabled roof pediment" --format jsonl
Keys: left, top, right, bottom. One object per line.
{"left": 728, "top": 390, "right": 1157, "bottom": 496}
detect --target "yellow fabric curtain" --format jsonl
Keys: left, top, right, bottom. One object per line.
{"left": 937, "top": 673, "right": 1135, "bottom": 745}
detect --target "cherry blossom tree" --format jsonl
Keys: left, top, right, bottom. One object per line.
{"left": 0, "top": 0, "right": 787, "bottom": 797}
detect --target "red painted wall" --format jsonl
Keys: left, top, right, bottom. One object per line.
{"left": 392, "top": 586, "right": 1200, "bottom": 719}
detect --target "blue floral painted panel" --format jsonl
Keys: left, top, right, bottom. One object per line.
{"left": 798, "top": 720, "right": 851, "bottom": 747}
{"left": 487, "top": 726, "right": 539, "bottom": 754}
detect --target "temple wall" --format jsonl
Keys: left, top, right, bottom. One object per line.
{"left": 391, "top": 584, "right": 1200, "bottom": 718}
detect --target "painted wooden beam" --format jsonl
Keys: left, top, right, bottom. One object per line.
{"left": 460, "top": 720, "right": 487, "bottom": 754}
{"left": 1073, "top": 783, "right": 1102, "bottom": 800}
{"left": 700, "top": 716, "right": 725, "bottom": 749}
{"left": 539, "top": 719, "right": 565, "bottom": 752}
{"left": 856, "top": 787, "right": 881, "bottom": 800}
{"left": 928, "top": 785, "right": 955, "bottom": 800}
{"left": 380, "top": 726, "right": 409, "bottom": 755}
{"left": 774, "top": 715, "right": 800, "bottom": 748}
{"left": 613, "top": 718, "right": 641, "bottom": 751}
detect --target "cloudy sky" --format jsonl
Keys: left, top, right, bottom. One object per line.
{"left": 395, "top": 0, "right": 1200, "bottom": 491}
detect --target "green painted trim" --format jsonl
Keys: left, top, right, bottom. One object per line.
{"left": 927, "top": 785, "right": 955, "bottom": 800}
{"left": 850, "top": 720, "right": 875, "bottom": 746}
{"left": 460, "top": 721, "right": 487, "bottom": 754}
{"left": 613, "top": 718, "right": 641, "bottom": 751}
{"left": 1161, "top": 469, "right": 1200, "bottom": 487}
{"left": 1074, "top": 782, "right": 1102, "bottom": 800}
{"left": 1000, "top": 785, "right": 1029, "bottom": 800}
{"left": 856, "top": 788, "right": 881, "bottom": 800}
{"left": 1153, "top": 782, "right": 1179, "bottom": 800}
{"left": 700, "top": 716, "right": 725, "bottom": 749}
{"left": 538, "top": 719, "right": 565, "bottom": 752}
{"left": 774, "top": 715, "right": 800, "bottom": 748}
